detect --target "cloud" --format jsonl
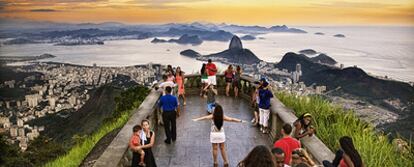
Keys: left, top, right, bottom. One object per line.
{"left": 311, "top": 1, "right": 401, "bottom": 9}
{"left": 30, "top": 8, "right": 59, "bottom": 12}
{"left": 131, "top": 0, "right": 209, "bottom": 9}
{"left": 0, "top": 0, "right": 8, "bottom": 10}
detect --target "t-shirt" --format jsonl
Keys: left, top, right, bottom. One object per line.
{"left": 159, "top": 94, "right": 178, "bottom": 111}
{"left": 206, "top": 63, "right": 217, "bottom": 76}
{"left": 273, "top": 136, "right": 301, "bottom": 165}
{"left": 340, "top": 159, "right": 349, "bottom": 167}
{"left": 130, "top": 134, "right": 140, "bottom": 147}
{"left": 259, "top": 88, "right": 273, "bottom": 109}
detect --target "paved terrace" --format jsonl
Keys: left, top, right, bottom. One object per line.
{"left": 93, "top": 74, "right": 334, "bottom": 167}
{"left": 153, "top": 95, "right": 272, "bottom": 167}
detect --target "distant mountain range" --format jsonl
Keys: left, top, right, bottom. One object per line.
{"left": 0, "top": 19, "right": 307, "bottom": 46}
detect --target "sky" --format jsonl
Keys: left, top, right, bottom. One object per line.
{"left": 0, "top": 0, "right": 413, "bottom": 26}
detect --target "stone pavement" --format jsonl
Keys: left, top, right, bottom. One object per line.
{"left": 152, "top": 95, "right": 273, "bottom": 167}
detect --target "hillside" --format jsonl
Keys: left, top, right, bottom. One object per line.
{"left": 29, "top": 85, "right": 123, "bottom": 144}
{"left": 275, "top": 52, "right": 414, "bottom": 105}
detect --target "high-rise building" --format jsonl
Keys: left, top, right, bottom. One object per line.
{"left": 10, "top": 126, "right": 18, "bottom": 137}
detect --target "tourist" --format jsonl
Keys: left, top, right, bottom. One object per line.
{"left": 159, "top": 86, "right": 178, "bottom": 144}
{"left": 129, "top": 125, "right": 145, "bottom": 167}
{"left": 293, "top": 113, "right": 315, "bottom": 140}
{"left": 237, "top": 145, "right": 276, "bottom": 167}
{"left": 175, "top": 66, "right": 186, "bottom": 105}
{"left": 206, "top": 59, "right": 218, "bottom": 85}
{"left": 323, "top": 136, "right": 364, "bottom": 167}
{"left": 274, "top": 123, "right": 301, "bottom": 165}
{"left": 291, "top": 149, "right": 315, "bottom": 167}
{"left": 200, "top": 63, "right": 208, "bottom": 97}
{"left": 272, "top": 147, "right": 290, "bottom": 167}
{"left": 132, "top": 119, "right": 157, "bottom": 167}
{"left": 166, "top": 70, "right": 175, "bottom": 82}
{"left": 258, "top": 78, "right": 273, "bottom": 134}
{"left": 251, "top": 83, "right": 260, "bottom": 126}
{"left": 233, "top": 65, "right": 242, "bottom": 97}
{"left": 166, "top": 64, "right": 175, "bottom": 76}
{"left": 224, "top": 65, "right": 234, "bottom": 96}
{"left": 192, "top": 104, "right": 245, "bottom": 167}
{"left": 204, "top": 83, "right": 217, "bottom": 114}
{"left": 159, "top": 75, "right": 175, "bottom": 95}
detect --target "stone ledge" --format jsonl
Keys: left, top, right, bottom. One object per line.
{"left": 93, "top": 89, "right": 161, "bottom": 167}
{"left": 269, "top": 97, "right": 335, "bottom": 164}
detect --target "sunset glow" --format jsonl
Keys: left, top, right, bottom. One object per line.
{"left": 0, "top": 0, "right": 413, "bottom": 25}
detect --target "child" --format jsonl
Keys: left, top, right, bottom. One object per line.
{"left": 204, "top": 84, "right": 217, "bottom": 114}
{"left": 129, "top": 125, "right": 146, "bottom": 167}
{"left": 251, "top": 84, "right": 260, "bottom": 126}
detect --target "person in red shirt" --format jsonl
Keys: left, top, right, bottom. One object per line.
{"left": 206, "top": 59, "right": 218, "bottom": 85}
{"left": 274, "top": 123, "right": 301, "bottom": 165}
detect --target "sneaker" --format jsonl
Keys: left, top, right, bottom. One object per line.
{"left": 138, "top": 162, "right": 146, "bottom": 167}
{"left": 260, "top": 127, "right": 263, "bottom": 132}
{"left": 164, "top": 139, "right": 171, "bottom": 144}
{"left": 251, "top": 118, "right": 255, "bottom": 123}
{"left": 183, "top": 102, "right": 187, "bottom": 106}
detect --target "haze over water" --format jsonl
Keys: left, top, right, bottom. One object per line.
{"left": 1, "top": 26, "right": 413, "bottom": 82}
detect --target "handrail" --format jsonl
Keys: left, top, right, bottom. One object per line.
{"left": 93, "top": 89, "right": 162, "bottom": 167}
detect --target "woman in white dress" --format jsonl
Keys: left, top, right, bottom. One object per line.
{"left": 192, "top": 104, "right": 245, "bottom": 167}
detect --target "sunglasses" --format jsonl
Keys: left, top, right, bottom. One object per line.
{"left": 276, "top": 160, "right": 284, "bottom": 164}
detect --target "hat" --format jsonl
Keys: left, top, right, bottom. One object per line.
{"left": 303, "top": 113, "right": 312, "bottom": 118}
{"left": 262, "top": 81, "right": 269, "bottom": 87}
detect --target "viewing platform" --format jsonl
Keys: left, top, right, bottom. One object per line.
{"left": 93, "top": 74, "right": 334, "bottom": 167}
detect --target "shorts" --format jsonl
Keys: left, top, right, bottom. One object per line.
{"left": 207, "top": 103, "right": 215, "bottom": 113}
{"left": 233, "top": 80, "right": 241, "bottom": 88}
{"left": 210, "top": 131, "right": 225, "bottom": 143}
{"left": 207, "top": 75, "right": 217, "bottom": 85}
{"left": 201, "top": 77, "right": 208, "bottom": 83}
{"left": 225, "top": 77, "right": 232, "bottom": 83}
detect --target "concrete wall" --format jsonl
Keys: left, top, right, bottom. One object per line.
{"left": 238, "top": 75, "right": 335, "bottom": 163}
{"left": 93, "top": 89, "right": 161, "bottom": 167}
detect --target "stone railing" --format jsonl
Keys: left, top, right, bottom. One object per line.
{"left": 93, "top": 89, "right": 162, "bottom": 167}
{"left": 184, "top": 74, "right": 335, "bottom": 164}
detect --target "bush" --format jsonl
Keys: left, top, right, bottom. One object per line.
{"left": 276, "top": 92, "right": 414, "bottom": 167}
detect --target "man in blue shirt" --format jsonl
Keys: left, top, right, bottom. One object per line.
{"left": 258, "top": 79, "right": 273, "bottom": 134}
{"left": 159, "top": 86, "right": 178, "bottom": 144}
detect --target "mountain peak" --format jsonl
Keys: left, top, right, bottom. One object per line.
{"left": 229, "top": 35, "right": 243, "bottom": 50}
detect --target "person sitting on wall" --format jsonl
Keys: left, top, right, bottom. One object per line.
{"left": 293, "top": 113, "right": 315, "bottom": 139}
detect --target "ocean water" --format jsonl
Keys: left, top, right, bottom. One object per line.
{"left": 1, "top": 26, "right": 413, "bottom": 82}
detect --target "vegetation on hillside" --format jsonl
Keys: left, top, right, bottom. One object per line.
{"left": 276, "top": 92, "right": 414, "bottom": 167}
